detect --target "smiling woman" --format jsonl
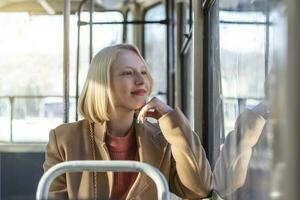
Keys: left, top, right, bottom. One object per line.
{"left": 78, "top": 44, "right": 153, "bottom": 123}
{"left": 0, "top": 0, "right": 295, "bottom": 199}
{"left": 43, "top": 44, "right": 214, "bottom": 199}
{"left": 108, "top": 48, "right": 153, "bottom": 113}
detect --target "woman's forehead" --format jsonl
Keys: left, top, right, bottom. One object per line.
{"left": 112, "top": 50, "right": 145, "bottom": 70}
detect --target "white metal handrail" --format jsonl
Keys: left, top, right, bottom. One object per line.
{"left": 36, "top": 160, "right": 170, "bottom": 200}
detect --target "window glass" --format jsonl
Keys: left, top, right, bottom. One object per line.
{"left": 207, "top": 0, "right": 287, "bottom": 199}
{"left": 184, "top": 0, "right": 192, "bottom": 34}
{"left": 0, "top": 98, "right": 10, "bottom": 142}
{"left": 220, "top": 11, "right": 266, "bottom": 23}
{"left": 79, "top": 12, "right": 123, "bottom": 95}
{"left": 0, "top": 13, "right": 63, "bottom": 97}
{"left": 144, "top": 4, "right": 167, "bottom": 103}
{"left": 12, "top": 97, "right": 70, "bottom": 142}
{"left": 0, "top": 13, "right": 66, "bottom": 143}
{"left": 220, "top": 12, "right": 266, "bottom": 137}
{"left": 0, "top": 11, "right": 123, "bottom": 143}
{"left": 126, "top": 11, "right": 134, "bottom": 44}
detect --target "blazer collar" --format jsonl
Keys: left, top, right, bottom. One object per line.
{"left": 134, "top": 122, "right": 167, "bottom": 166}
{"left": 93, "top": 120, "right": 168, "bottom": 165}
{"left": 92, "top": 120, "right": 168, "bottom": 199}
{"left": 127, "top": 122, "right": 168, "bottom": 199}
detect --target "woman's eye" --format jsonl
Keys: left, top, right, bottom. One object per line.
{"left": 141, "top": 71, "right": 147, "bottom": 75}
{"left": 122, "top": 71, "right": 133, "bottom": 75}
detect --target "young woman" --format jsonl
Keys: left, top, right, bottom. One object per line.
{"left": 43, "top": 44, "right": 213, "bottom": 200}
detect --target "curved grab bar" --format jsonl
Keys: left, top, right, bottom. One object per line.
{"left": 36, "top": 160, "right": 170, "bottom": 200}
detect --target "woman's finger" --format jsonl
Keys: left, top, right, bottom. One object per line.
{"left": 137, "top": 99, "right": 157, "bottom": 123}
{"left": 143, "top": 109, "right": 160, "bottom": 119}
{"left": 137, "top": 97, "right": 173, "bottom": 123}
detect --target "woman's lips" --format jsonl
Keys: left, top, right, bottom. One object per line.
{"left": 131, "top": 89, "right": 146, "bottom": 96}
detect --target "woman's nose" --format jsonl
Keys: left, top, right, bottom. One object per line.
{"left": 135, "top": 72, "right": 145, "bottom": 85}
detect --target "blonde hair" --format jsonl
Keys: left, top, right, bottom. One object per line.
{"left": 78, "top": 44, "right": 153, "bottom": 123}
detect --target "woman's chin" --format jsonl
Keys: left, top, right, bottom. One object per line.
{"left": 131, "top": 102, "right": 145, "bottom": 110}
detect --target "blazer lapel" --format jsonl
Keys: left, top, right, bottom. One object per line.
{"left": 126, "top": 122, "right": 168, "bottom": 199}
{"left": 136, "top": 122, "right": 168, "bottom": 167}
{"left": 93, "top": 122, "right": 113, "bottom": 198}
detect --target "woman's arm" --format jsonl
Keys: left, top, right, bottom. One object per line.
{"left": 158, "top": 107, "right": 213, "bottom": 198}
{"left": 213, "top": 108, "right": 266, "bottom": 198}
{"left": 137, "top": 98, "right": 213, "bottom": 198}
{"left": 43, "top": 130, "right": 68, "bottom": 199}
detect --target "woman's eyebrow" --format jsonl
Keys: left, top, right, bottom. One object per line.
{"left": 122, "top": 66, "right": 147, "bottom": 70}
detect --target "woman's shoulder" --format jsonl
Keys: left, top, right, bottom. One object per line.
{"left": 53, "top": 119, "right": 88, "bottom": 132}
{"left": 51, "top": 119, "right": 89, "bottom": 141}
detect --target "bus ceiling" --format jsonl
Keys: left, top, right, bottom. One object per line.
{"left": 0, "top": 0, "right": 133, "bottom": 15}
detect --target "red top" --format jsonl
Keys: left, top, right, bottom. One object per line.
{"left": 105, "top": 126, "right": 139, "bottom": 200}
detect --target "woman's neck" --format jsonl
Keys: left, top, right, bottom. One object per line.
{"left": 107, "top": 108, "right": 135, "bottom": 137}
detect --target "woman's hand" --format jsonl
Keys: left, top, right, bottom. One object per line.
{"left": 251, "top": 100, "right": 271, "bottom": 119}
{"left": 137, "top": 97, "right": 174, "bottom": 123}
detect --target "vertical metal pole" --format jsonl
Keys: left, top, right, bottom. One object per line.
{"left": 9, "top": 97, "right": 13, "bottom": 142}
{"left": 165, "top": 0, "right": 175, "bottom": 107}
{"left": 165, "top": 0, "right": 170, "bottom": 105}
{"left": 63, "top": 0, "right": 70, "bottom": 123}
{"left": 203, "top": 0, "right": 221, "bottom": 165}
{"left": 134, "top": 4, "right": 143, "bottom": 53}
{"left": 123, "top": 12, "right": 127, "bottom": 43}
{"left": 286, "top": 0, "right": 300, "bottom": 199}
{"left": 89, "top": 0, "right": 94, "bottom": 63}
{"left": 189, "top": 0, "right": 192, "bottom": 30}
{"left": 175, "top": 2, "right": 184, "bottom": 109}
{"left": 264, "top": 0, "right": 270, "bottom": 78}
{"left": 193, "top": 0, "right": 204, "bottom": 138}
{"left": 170, "top": 0, "right": 175, "bottom": 107}
{"left": 75, "top": 0, "right": 88, "bottom": 121}
{"left": 75, "top": 12, "right": 81, "bottom": 121}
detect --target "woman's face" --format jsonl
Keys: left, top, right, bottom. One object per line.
{"left": 110, "top": 50, "right": 150, "bottom": 111}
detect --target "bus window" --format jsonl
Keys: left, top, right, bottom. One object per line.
{"left": 77, "top": 11, "right": 123, "bottom": 98}
{"left": 0, "top": 98, "right": 10, "bottom": 142}
{"left": 144, "top": 4, "right": 167, "bottom": 103}
{"left": 206, "top": 0, "right": 287, "bottom": 199}
{"left": 220, "top": 10, "right": 266, "bottom": 136}
{"left": 0, "top": 13, "right": 66, "bottom": 143}
{"left": 0, "top": 11, "right": 123, "bottom": 143}
{"left": 126, "top": 10, "right": 134, "bottom": 45}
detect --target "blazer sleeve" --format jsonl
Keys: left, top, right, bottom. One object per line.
{"left": 213, "top": 109, "right": 266, "bottom": 198}
{"left": 43, "top": 130, "right": 68, "bottom": 200}
{"left": 158, "top": 107, "right": 213, "bottom": 199}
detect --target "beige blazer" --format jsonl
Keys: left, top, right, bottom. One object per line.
{"left": 213, "top": 109, "right": 266, "bottom": 197}
{"left": 43, "top": 108, "right": 213, "bottom": 200}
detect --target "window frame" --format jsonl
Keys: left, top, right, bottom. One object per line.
{"left": 142, "top": 2, "right": 170, "bottom": 104}
{"left": 203, "top": 0, "right": 272, "bottom": 164}
{"left": 203, "top": 0, "right": 222, "bottom": 164}
{"left": 0, "top": 10, "right": 124, "bottom": 148}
